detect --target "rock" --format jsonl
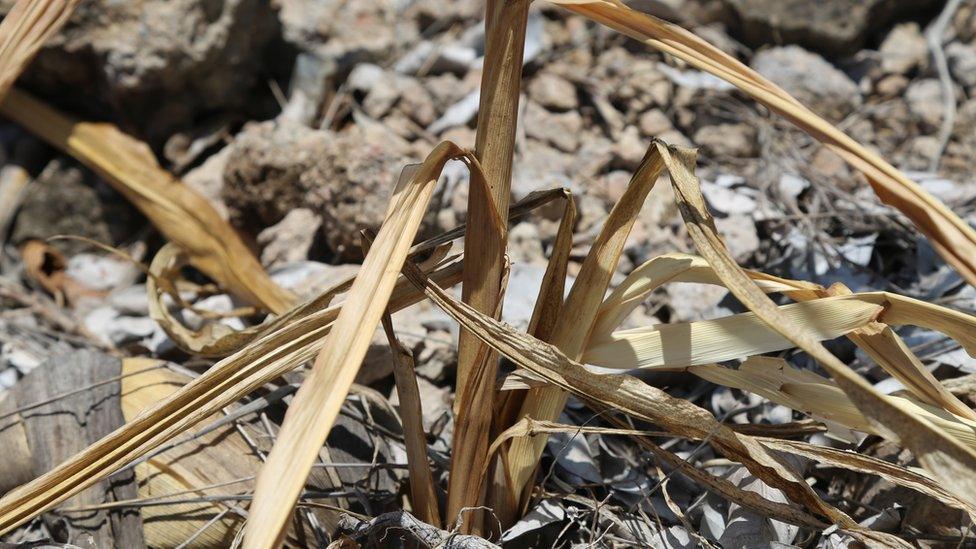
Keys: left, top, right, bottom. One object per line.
{"left": 10, "top": 0, "right": 280, "bottom": 145}
{"left": 714, "top": 215, "right": 759, "bottom": 262}
{"left": 875, "top": 74, "right": 909, "bottom": 97}
{"left": 278, "top": 0, "right": 411, "bottom": 69}
{"left": 65, "top": 254, "right": 141, "bottom": 293}
{"left": 657, "top": 129, "right": 693, "bottom": 148}
{"left": 903, "top": 135, "right": 941, "bottom": 170}
{"left": 905, "top": 78, "right": 945, "bottom": 129}
{"left": 10, "top": 159, "right": 141, "bottom": 255}
{"left": 810, "top": 146, "right": 852, "bottom": 185}
{"left": 512, "top": 140, "right": 576, "bottom": 201}
{"left": 693, "top": 23, "right": 747, "bottom": 57}
{"left": 879, "top": 23, "right": 927, "bottom": 75}
{"left": 638, "top": 109, "right": 673, "bottom": 137}
{"left": 528, "top": 72, "right": 578, "bottom": 111}
{"left": 428, "top": 90, "right": 480, "bottom": 134}
{"left": 270, "top": 261, "right": 361, "bottom": 299}
{"left": 257, "top": 208, "right": 322, "bottom": 266}
{"left": 700, "top": 180, "right": 757, "bottom": 215}
{"left": 947, "top": 42, "right": 976, "bottom": 90}
{"left": 523, "top": 101, "right": 584, "bottom": 153}
{"left": 502, "top": 263, "right": 553, "bottom": 330}
{"left": 665, "top": 282, "right": 730, "bottom": 321}
{"left": 656, "top": 62, "right": 734, "bottom": 93}
{"left": 692, "top": 123, "right": 758, "bottom": 158}
{"left": 508, "top": 222, "right": 545, "bottom": 265}
{"left": 390, "top": 375, "right": 452, "bottom": 431}
{"left": 777, "top": 173, "right": 808, "bottom": 200}
{"left": 84, "top": 306, "right": 160, "bottom": 346}
{"left": 751, "top": 46, "right": 861, "bottom": 122}
{"left": 358, "top": 328, "right": 395, "bottom": 386}
{"left": 361, "top": 73, "right": 437, "bottom": 127}
{"left": 182, "top": 146, "right": 232, "bottom": 220}
{"left": 724, "top": 0, "right": 941, "bottom": 58}
{"left": 394, "top": 41, "right": 476, "bottom": 76}
{"left": 423, "top": 72, "right": 471, "bottom": 108}
{"left": 612, "top": 126, "right": 649, "bottom": 171}
{"left": 347, "top": 63, "right": 386, "bottom": 94}
{"left": 222, "top": 119, "right": 410, "bottom": 260}
{"left": 281, "top": 52, "right": 336, "bottom": 125}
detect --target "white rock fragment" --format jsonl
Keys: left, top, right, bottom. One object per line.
{"left": 66, "top": 254, "right": 140, "bottom": 292}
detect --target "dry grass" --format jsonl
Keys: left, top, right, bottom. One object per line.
{"left": 2, "top": 0, "right": 976, "bottom": 547}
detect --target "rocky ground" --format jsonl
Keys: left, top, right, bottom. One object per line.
{"left": 2, "top": 0, "right": 976, "bottom": 546}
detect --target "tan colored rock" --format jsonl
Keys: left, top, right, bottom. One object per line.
{"left": 879, "top": 23, "right": 927, "bottom": 75}
{"left": 528, "top": 71, "right": 578, "bottom": 111}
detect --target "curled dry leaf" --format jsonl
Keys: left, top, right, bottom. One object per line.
{"left": 146, "top": 243, "right": 262, "bottom": 357}
{"left": 148, "top": 190, "right": 569, "bottom": 359}
{"left": 19, "top": 239, "right": 68, "bottom": 300}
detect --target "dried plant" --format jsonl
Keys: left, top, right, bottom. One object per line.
{"left": 2, "top": 1, "right": 976, "bottom": 548}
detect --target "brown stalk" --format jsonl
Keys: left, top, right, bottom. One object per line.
{"left": 448, "top": 0, "right": 530, "bottom": 530}
{"left": 488, "top": 189, "right": 576, "bottom": 527}
{"left": 381, "top": 314, "right": 442, "bottom": 528}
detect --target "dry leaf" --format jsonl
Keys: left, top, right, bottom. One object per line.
{"left": 0, "top": 0, "right": 79, "bottom": 99}
{"left": 244, "top": 142, "right": 470, "bottom": 547}
{"left": 0, "top": 89, "right": 296, "bottom": 313}
{"left": 656, "top": 140, "right": 976, "bottom": 509}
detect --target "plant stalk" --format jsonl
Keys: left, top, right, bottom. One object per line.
{"left": 446, "top": 0, "right": 530, "bottom": 532}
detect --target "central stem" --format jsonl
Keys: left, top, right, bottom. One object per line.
{"left": 446, "top": 0, "right": 530, "bottom": 533}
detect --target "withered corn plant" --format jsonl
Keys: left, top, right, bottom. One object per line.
{"left": 2, "top": 0, "right": 976, "bottom": 547}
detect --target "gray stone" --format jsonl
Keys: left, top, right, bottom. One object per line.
{"left": 725, "top": 0, "right": 942, "bottom": 57}
{"left": 222, "top": 119, "right": 410, "bottom": 260}
{"left": 905, "top": 78, "right": 946, "bottom": 129}
{"left": 947, "top": 42, "right": 976, "bottom": 89}
{"left": 257, "top": 208, "right": 322, "bottom": 267}
{"left": 394, "top": 41, "right": 477, "bottom": 75}
{"left": 10, "top": 0, "right": 280, "bottom": 145}
{"left": 879, "top": 23, "right": 927, "bottom": 75}
{"left": 751, "top": 46, "right": 861, "bottom": 122}
{"left": 278, "top": 0, "right": 412, "bottom": 69}
{"left": 10, "top": 159, "right": 141, "bottom": 255}
{"left": 692, "top": 123, "right": 758, "bottom": 158}
{"left": 638, "top": 109, "right": 673, "bottom": 137}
